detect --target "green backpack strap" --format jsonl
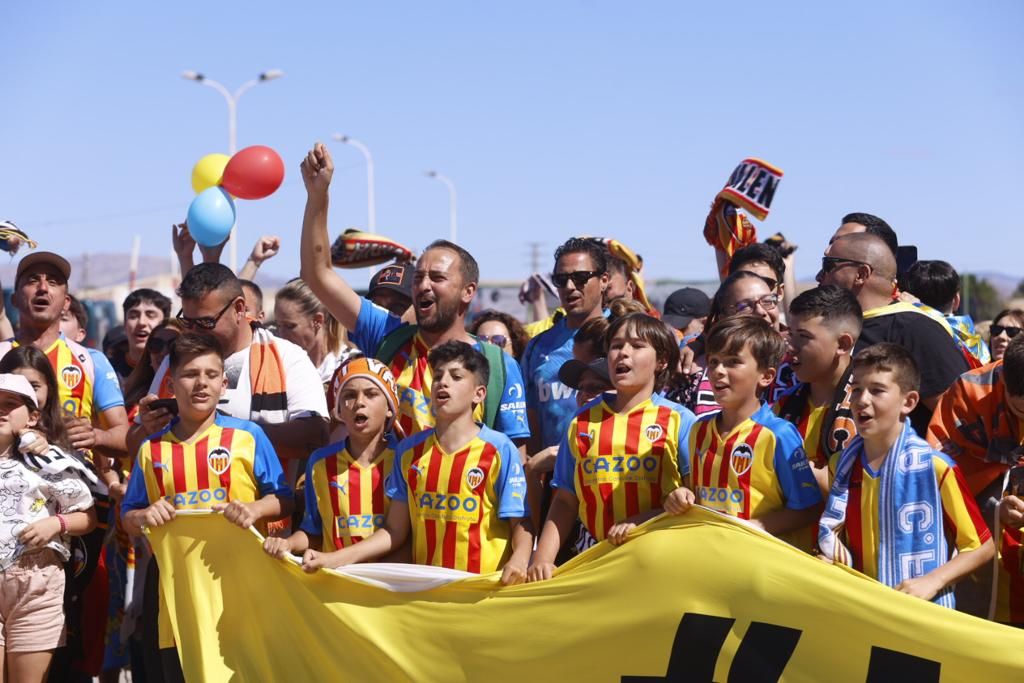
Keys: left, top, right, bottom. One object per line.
{"left": 477, "top": 340, "right": 507, "bottom": 428}
{"left": 375, "top": 324, "right": 419, "bottom": 365}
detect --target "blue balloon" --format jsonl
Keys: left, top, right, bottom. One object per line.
{"left": 187, "top": 187, "right": 236, "bottom": 247}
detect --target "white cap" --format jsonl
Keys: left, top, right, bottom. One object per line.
{"left": 0, "top": 374, "right": 38, "bottom": 408}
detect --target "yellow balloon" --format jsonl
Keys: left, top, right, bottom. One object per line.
{"left": 190, "top": 153, "right": 231, "bottom": 194}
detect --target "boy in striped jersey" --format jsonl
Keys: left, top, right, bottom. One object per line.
{"left": 121, "top": 333, "right": 293, "bottom": 534}
{"left": 528, "top": 313, "right": 696, "bottom": 582}
{"left": 263, "top": 358, "right": 400, "bottom": 563}
{"left": 664, "top": 316, "right": 821, "bottom": 537}
{"left": 306, "top": 342, "right": 532, "bottom": 585}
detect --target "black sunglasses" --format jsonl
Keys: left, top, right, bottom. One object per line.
{"left": 992, "top": 324, "right": 1023, "bottom": 339}
{"left": 176, "top": 299, "right": 235, "bottom": 330}
{"left": 820, "top": 256, "right": 870, "bottom": 275}
{"left": 551, "top": 270, "right": 600, "bottom": 289}
{"left": 478, "top": 334, "right": 508, "bottom": 348}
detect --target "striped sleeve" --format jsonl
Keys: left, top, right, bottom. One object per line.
{"left": 935, "top": 455, "right": 992, "bottom": 553}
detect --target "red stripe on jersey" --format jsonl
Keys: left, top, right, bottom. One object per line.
{"left": 325, "top": 455, "right": 343, "bottom": 549}
{"left": 693, "top": 420, "right": 712, "bottom": 488}
{"left": 349, "top": 463, "right": 363, "bottom": 515}
{"left": 150, "top": 440, "right": 167, "bottom": 498}
{"left": 217, "top": 428, "right": 234, "bottom": 493}
{"left": 171, "top": 443, "right": 186, "bottom": 495}
{"left": 717, "top": 431, "right": 741, "bottom": 490}
{"left": 739, "top": 424, "right": 763, "bottom": 519}
{"left": 423, "top": 444, "right": 444, "bottom": 567}
{"left": 372, "top": 460, "right": 385, "bottom": 513}
{"left": 442, "top": 449, "right": 470, "bottom": 571}
{"left": 576, "top": 410, "right": 599, "bottom": 538}
{"left": 468, "top": 444, "right": 497, "bottom": 574}
{"left": 650, "top": 407, "right": 672, "bottom": 505}
{"left": 847, "top": 460, "right": 864, "bottom": 572}
{"left": 597, "top": 407, "right": 616, "bottom": 538}
{"left": 194, "top": 437, "right": 210, "bottom": 491}
{"left": 624, "top": 410, "right": 645, "bottom": 518}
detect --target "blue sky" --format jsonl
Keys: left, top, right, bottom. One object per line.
{"left": 3, "top": 1, "right": 1022, "bottom": 287}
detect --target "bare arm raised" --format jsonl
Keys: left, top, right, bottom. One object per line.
{"left": 299, "top": 143, "right": 363, "bottom": 333}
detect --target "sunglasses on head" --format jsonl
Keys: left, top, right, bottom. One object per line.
{"left": 478, "top": 334, "right": 508, "bottom": 348}
{"left": 551, "top": 270, "right": 600, "bottom": 289}
{"left": 176, "top": 299, "right": 235, "bottom": 330}
{"left": 992, "top": 324, "right": 1023, "bottom": 339}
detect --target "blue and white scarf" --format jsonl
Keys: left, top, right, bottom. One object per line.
{"left": 819, "top": 422, "right": 954, "bottom": 608}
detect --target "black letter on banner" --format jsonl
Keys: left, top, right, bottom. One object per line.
{"left": 759, "top": 176, "right": 778, "bottom": 209}
{"left": 621, "top": 613, "right": 733, "bottom": 682}
{"left": 726, "top": 622, "right": 801, "bottom": 683}
{"left": 865, "top": 647, "right": 940, "bottom": 682}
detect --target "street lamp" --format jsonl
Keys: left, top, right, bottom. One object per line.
{"left": 332, "top": 134, "right": 376, "bottom": 233}
{"left": 425, "top": 170, "right": 457, "bottom": 244}
{"left": 181, "top": 69, "right": 283, "bottom": 270}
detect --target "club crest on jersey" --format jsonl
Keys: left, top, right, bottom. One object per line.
{"left": 644, "top": 424, "right": 664, "bottom": 443}
{"left": 61, "top": 364, "right": 83, "bottom": 390}
{"left": 730, "top": 444, "right": 754, "bottom": 476}
{"left": 466, "top": 466, "right": 486, "bottom": 490}
{"left": 208, "top": 447, "right": 231, "bottom": 476}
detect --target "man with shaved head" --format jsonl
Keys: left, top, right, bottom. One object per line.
{"left": 818, "top": 232, "right": 968, "bottom": 432}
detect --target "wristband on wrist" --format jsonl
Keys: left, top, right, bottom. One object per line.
{"left": 56, "top": 514, "right": 67, "bottom": 534}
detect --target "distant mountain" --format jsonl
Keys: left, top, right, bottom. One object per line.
{"left": 972, "top": 271, "right": 1021, "bottom": 299}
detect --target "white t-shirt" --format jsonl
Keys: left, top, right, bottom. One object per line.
{"left": 148, "top": 334, "right": 328, "bottom": 422}
{"left": 0, "top": 453, "right": 94, "bottom": 570}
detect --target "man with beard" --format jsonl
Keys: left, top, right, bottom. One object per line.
{"left": 299, "top": 143, "right": 529, "bottom": 443}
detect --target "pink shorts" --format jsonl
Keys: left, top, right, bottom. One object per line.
{"left": 0, "top": 550, "right": 66, "bottom": 652}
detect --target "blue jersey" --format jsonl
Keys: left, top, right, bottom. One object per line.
{"left": 521, "top": 317, "right": 579, "bottom": 449}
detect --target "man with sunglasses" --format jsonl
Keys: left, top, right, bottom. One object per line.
{"left": 817, "top": 232, "right": 968, "bottom": 434}
{"left": 519, "top": 238, "right": 609, "bottom": 529}
{"left": 132, "top": 263, "right": 329, "bottom": 488}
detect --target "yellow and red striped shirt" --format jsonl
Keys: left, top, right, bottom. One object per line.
{"left": 121, "top": 414, "right": 291, "bottom": 522}
{"left": 301, "top": 441, "right": 394, "bottom": 551}
{"left": 690, "top": 404, "right": 821, "bottom": 520}
{"left": 387, "top": 425, "right": 527, "bottom": 574}
{"left": 552, "top": 394, "right": 695, "bottom": 542}
{"left": 825, "top": 450, "right": 991, "bottom": 581}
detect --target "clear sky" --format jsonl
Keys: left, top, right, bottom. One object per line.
{"left": 3, "top": 1, "right": 1022, "bottom": 286}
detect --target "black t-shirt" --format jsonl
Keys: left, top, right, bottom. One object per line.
{"left": 855, "top": 307, "right": 969, "bottom": 434}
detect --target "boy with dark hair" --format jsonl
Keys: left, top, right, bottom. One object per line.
{"left": 239, "top": 279, "right": 265, "bottom": 322}
{"left": 304, "top": 341, "right": 532, "bottom": 584}
{"left": 59, "top": 294, "right": 89, "bottom": 343}
{"left": 833, "top": 212, "right": 899, "bottom": 257}
{"left": 904, "top": 260, "right": 990, "bottom": 366}
{"left": 665, "top": 316, "right": 821, "bottom": 540}
{"left": 774, "top": 285, "right": 862, "bottom": 492}
{"left": 728, "top": 242, "right": 786, "bottom": 292}
{"left": 528, "top": 314, "right": 695, "bottom": 581}
{"left": 114, "top": 288, "right": 172, "bottom": 381}
{"left": 820, "top": 343, "right": 993, "bottom": 607}
{"left": 121, "top": 332, "right": 293, "bottom": 674}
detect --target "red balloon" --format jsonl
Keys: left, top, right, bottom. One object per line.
{"left": 221, "top": 145, "right": 285, "bottom": 200}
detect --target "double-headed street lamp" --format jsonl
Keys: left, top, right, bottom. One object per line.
{"left": 333, "top": 134, "right": 376, "bottom": 233}
{"left": 181, "top": 69, "right": 283, "bottom": 270}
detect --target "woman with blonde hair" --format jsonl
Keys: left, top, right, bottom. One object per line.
{"left": 275, "top": 278, "right": 361, "bottom": 384}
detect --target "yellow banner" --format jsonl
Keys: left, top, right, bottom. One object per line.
{"left": 149, "top": 510, "right": 1024, "bottom": 682}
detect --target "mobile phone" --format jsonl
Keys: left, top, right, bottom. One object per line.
{"left": 896, "top": 245, "right": 918, "bottom": 278}
{"left": 1007, "top": 464, "right": 1024, "bottom": 498}
{"left": 149, "top": 398, "right": 179, "bottom": 415}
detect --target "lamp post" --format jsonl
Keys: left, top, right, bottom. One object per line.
{"left": 425, "top": 170, "right": 457, "bottom": 244}
{"left": 332, "top": 134, "right": 376, "bottom": 233}
{"left": 181, "top": 69, "right": 283, "bottom": 270}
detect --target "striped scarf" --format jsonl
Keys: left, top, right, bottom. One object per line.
{"left": 819, "top": 422, "right": 954, "bottom": 607}
{"left": 248, "top": 324, "right": 288, "bottom": 424}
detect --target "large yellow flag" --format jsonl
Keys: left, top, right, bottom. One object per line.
{"left": 148, "top": 510, "right": 1023, "bottom": 682}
